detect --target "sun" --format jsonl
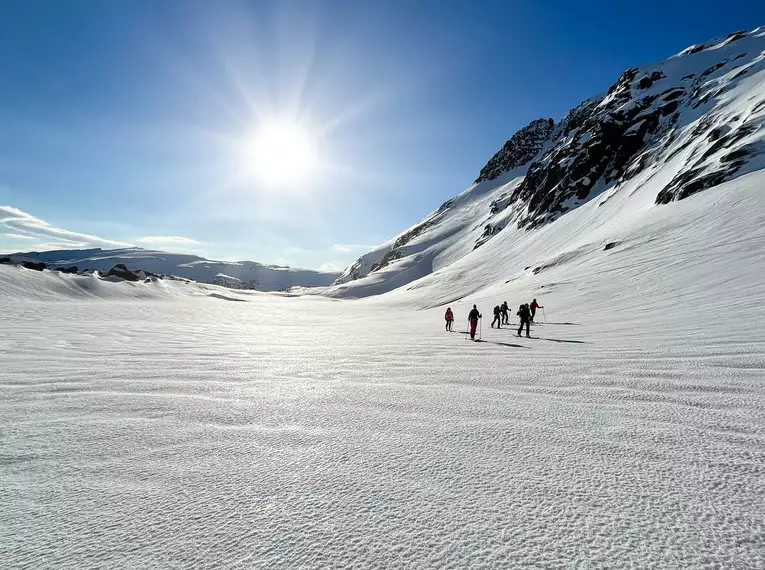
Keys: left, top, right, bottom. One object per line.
{"left": 246, "top": 118, "right": 317, "bottom": 186}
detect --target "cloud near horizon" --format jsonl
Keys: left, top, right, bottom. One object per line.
{"left": 0, "top": 205, "right": 134, "bottom": 251}
{"left": 0, "top": 205, "right": 357, "bottom": 271}
{"left": 137, "top": 236, "right": 199, "bottom": 245}
{"left": 331, "top": 243, "right": 377, "bottom": 253}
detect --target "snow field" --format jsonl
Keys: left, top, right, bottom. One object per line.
{"left": 2, "top": 256, "right": 764, "bottom": 568}
{"left": 3, "top": 159, "right": 765, "bottom": 570}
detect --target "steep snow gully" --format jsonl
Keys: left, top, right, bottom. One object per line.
{"left": 2, "top": 27, "right": 765, "bottom": 570}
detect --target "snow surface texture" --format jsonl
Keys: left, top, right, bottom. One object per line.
{"left": 6, "top": 248, "right": 340, "bottom": 291}
{"left": 2, "top": 171, "right": 765, "bottom": 568}
{"left": 331, "top": 26, "right": 765, "bottom": 298}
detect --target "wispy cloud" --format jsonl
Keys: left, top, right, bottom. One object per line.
{"left": 0, "top": 205, "right": 133, "bottom": 249}
{"left": 319, "top": 262, "right": 342, "bottom": 272}
{"left": 137, "top": 235, "right": 198, "bottom": 245}
{"left": 331, "top": 243, "right": 375, "bottom": 253}
{"left": 4, "top": 233, "right": 35, "bottom": 240}
{"left": 28, "top": 242, "right": 90, "bottom": 251}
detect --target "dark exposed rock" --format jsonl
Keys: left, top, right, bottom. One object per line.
{"left": 720, "top": 147, "right": 749, "bottom": 163}
{"left": 370, "top": 221, "right": 431, "bottom": 273}
{"left": 603, "top": 242, "right": 618, "bottom": 251}
{"left": 661, "top": 100, "right": 680, "bottom": 116}
{"left": 473, "top": 223, "right": 503, "bottom": 250}
{"left": 21, "top": 261, "right": 46, "bottom": 271}
{"left": 436, "top": 198, "right": 455, "bottom": 214}
{"left": 658, "top": 123, "right": 758, "bottom": 204}
{"left": 475, "top": 118, "right": 556, "bottom": 183}
{"left": 0, "top": 257, "right": 11, "bottom": 264}
{"left": 54, "top": 266, "right": 79, "bottom": 274}
{"left": 661, "top": 89, "right": 685, "bottom": 101}
{"left": 726, "top": 31, "right": 747, "bottom": 43}
{"left": 637, "top": 72, "right": 664, "bottom": 90}
{"left": 107, "top": 263, "right": 140, "bottom": 282}
{"left": 504, "top": 73, "right": 679, "bottom": 228}
{"left": 686, "top": 44, "right": 709, "bottom": 55}
{"left": 701, "top": 61, "right": 727, "bottom": 78}
{"left": 709, "top": 128, "right": 724, "bottom": 142}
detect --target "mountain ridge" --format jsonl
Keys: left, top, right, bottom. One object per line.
{"left": 5, "top": 247, "right": 340, "bottom": 291}
{"left": 329, "top": 26, "right": 765, "bottom": 298}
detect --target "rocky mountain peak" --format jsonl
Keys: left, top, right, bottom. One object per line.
{"left": 475, "top": 118, "right": 555, "bottom": 183}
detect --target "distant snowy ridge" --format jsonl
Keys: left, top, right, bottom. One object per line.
{"left": 330, "top": 26, "right": 765, "bottom": 298}
{"left": 6, "top": 247, "right": 340, "bottom": 291}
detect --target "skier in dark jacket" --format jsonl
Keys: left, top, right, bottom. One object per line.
{"left": 491, "top": 305, "right": 502, "bottom": 328}
{"left": 530, "top": 299, "right": 543, "bottom": 322}
{"left": 501, "top": 301, "right": 509, "bottom": 325}
{"left": 468, "top": 305, "right": 482, "bottom": 340}
{"left": 517, "top": 303, "right": 532, "bottom": 338}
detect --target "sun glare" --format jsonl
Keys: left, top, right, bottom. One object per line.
{"left": 247, "top": 118, "right": 317, "bottom": 186}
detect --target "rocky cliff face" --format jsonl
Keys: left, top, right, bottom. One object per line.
{"left": 475, "top": 118, "right": 555, "bottom": 183}
{"left": 499, "top": 28, "right": 765, "bottom": 229}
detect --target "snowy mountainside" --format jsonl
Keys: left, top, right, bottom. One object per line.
{"left": 330, "top": 26, "right": 765, "bottom": 299}
{"left": 7, "top": 247, "right": 340, "bottom": 291}
{"left": 330, "top": 167, "right": 529, "bottom": 296}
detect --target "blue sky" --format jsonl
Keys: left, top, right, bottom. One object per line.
{"left": 1, "top": 0, "right": 763, "bottom": 270}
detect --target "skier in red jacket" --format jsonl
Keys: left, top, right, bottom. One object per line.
{"left": 530, "top": 298, "right": 543, "bottom": 322}
{"left": 468, "top": 305, "right": 482, "bottom": 340}
{"left": 444, "top": 307, "right": 454, "bottom": 332}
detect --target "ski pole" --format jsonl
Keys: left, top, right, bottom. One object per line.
{"left": 479, "top": 317, "right": 482, "bottom": 340}
{"left": 465, "top": 319, "right": 469, "bottom": 340}
{"left": 542, "top": 307, "right": 547, "bottom": 323}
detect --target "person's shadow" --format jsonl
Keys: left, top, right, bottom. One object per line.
{"left": 455, "top": 331, "right": 529, "bottom": 349}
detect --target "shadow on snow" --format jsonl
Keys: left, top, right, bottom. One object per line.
{"left": 454, "top": 331, "right": 529, "bottom": 349}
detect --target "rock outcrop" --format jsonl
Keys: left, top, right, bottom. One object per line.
{"left": 107, "top": 263, "right": 140, "bottom": 282}
{"left": 488, "top": 28, "right": 765, "bottom": 229}
{"left": 475, "top": 118, "right": 555, "bottom": 183}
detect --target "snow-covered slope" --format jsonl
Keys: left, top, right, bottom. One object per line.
{"left": 330, "top": 26, "right": 765, "bottom": 299}
{"left": 3, "top": 168, "right": 765, "bottom": 566}
{"left": 6, "top": 247, "right": 340, "bottom": 291}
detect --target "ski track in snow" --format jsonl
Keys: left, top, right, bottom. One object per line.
{"left": 2, "top": 281, "right": 765, "bottom": 568}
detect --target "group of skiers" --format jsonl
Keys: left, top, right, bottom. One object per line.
{"left": 444, "top": 299, "right": 543, "bottom": 340}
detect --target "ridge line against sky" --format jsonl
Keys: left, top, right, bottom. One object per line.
{"left": 1, "top": 0, "right": 764, "bottom": 269}
{"left": 0, "top": 204, "right": 373, "bottom": 271}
